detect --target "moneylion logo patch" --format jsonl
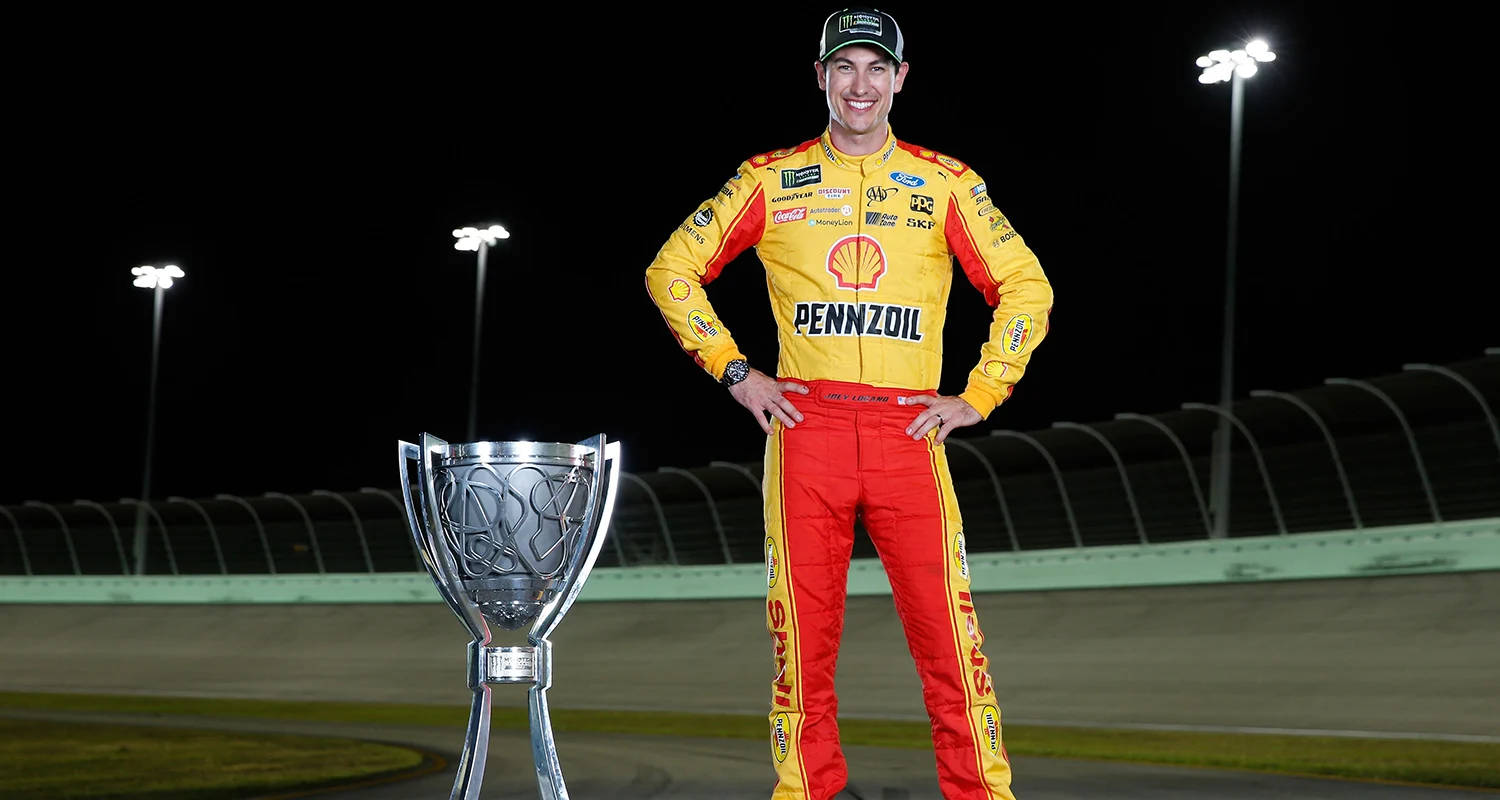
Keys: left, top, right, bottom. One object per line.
{"left": 766, "top": 537, "right": 779, "bottom": 588}
{"left": 980, "top": 705, "right": 1001, "bottom": 755}
{"left": 954, "top": 531, "right": 969, "bottom": 580}
{"left": 772, "top": 712, "right": 792, "bottom": 762}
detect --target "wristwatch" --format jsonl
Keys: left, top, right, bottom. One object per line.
{"left": 720, "top": 358, "right": 750, "bottom": 387}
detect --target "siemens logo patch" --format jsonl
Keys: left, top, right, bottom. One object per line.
{"left": 793, "top": 302, "right": 924, "bottom": 341}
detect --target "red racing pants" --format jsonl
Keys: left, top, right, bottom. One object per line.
{"left": 763, "top": 380, "right": 1015, "bottom": 800}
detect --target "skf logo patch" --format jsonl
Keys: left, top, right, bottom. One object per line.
{"left": 687, "top": 309, "right": 719, "bottom": 340}
{"left": 766, "top": 537, "right": 779, "bottom": 588}
{"left": 826, "top": 234, "right": 887, "bottom": 290}
{"left": 910, "top": 194, "right": 935, "bottom": 215}
{"left": 781, "top": 165, "right": 822, "bottom": 189}
{"left": 668, "top": 279, "right": 691, "bottom": 302}
{"left": 771, "top": 712, "right": 792, "bottom": 763}
{"left": 983, "top": 360, "right": 1007, "bottom": 379}
{"left": 1002, "top": 314, "right": 1033, "bottom": 354}
{"left": 979, "top": 705, "right": 1001, "bottom": 756}
{"left": 954, "top": 531, "right": 969, "bottom": 580}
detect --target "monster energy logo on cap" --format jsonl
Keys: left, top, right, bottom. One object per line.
{"left": 839, "top": 12, "right": 882, "bottom": 34}
{"left": 820, "top": 7, "right": 905, "bottom": 62}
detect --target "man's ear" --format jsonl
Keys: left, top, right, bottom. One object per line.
{"left": 893, "top": 61, "right": 910, "bottom": 93}
{"left": 814, "top": 60, "right": 827, "bottom": 91}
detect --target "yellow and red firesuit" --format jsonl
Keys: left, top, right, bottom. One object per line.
{"left": 645, "top": 127, "right": 1052, "bottom": 800}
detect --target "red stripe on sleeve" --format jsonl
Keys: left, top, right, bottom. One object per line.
{"left": 944, "top": 195, "right": 1002, "bottom": 306}
{"left": 702, "top": 185, "right": 765, "bottom": 285}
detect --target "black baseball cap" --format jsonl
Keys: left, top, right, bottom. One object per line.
{"left": 819, "top": 7, "right": 905, "bottom": 63}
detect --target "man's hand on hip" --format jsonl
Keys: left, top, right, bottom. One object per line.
{"left": 728, "top": 369, "right": 809, "bottom": 434}
{"left": 904, "top": 394, "right": 981, "bottom": 444}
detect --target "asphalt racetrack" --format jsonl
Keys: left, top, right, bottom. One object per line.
{"left": 3, "top": 571, "right": 1498, "bottom": 798}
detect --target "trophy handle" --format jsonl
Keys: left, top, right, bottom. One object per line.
{"left": 416, "top": 432, "right": 491, "bottom": 644}
{"left": 530, "top": 435, "right": 620, "bottom": 645}
{"left": 399, "top": 438, "right": 473, "bottom": 629}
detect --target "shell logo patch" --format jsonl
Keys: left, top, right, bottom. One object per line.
{"left": 826, "top": 234, "right": 887, "bottom": 290}
{"left": 953, "top": 531, "right": 969, "bottom": 580}
{"left": 772, "top": 712, "right": 792, "bottom": 762}
{"left": 687, "top": 309, "right": 719, "bottom": 340}
{"left": 983, "top": 360, "right": 1007, "bottom": 380}
{"left": 979, "top": 705, "right": 1001, "bottom": 755}
{"left": 668, "top": 279, "right": 691, "bottom": 302}
{"left": 1002, "top": 314, "right": 1033, "bottom": 355}
{"left": 766, "top": 537, "right": 779, "bottom": 588}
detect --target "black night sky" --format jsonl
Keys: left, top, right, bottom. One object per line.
{"left": 5, "top": 3, "right": 1478, "bottom": 505}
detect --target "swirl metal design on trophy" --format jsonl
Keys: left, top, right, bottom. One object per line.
{"left": 399, "top": 433, "right": 620, "bottom": 800}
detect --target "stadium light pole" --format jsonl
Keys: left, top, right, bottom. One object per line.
{"left": 453, "top": 224, "right": 510, "bottom": 442}
{"left": 1198, "top": 38, "right": 1276, "bottom": 538}
{"left": 130, "top": 264, "right": 185, "bottom": 574}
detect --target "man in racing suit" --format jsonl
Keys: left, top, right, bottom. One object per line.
{"left": 643, "top": 8, "right": 1052, "bottom": 799}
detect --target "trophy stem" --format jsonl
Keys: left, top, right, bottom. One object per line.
{"left": 530, "top": 685, "right": 568, "bottom": 800}
{"left": 451, "top": 684, "right": 492, "bottom": 800}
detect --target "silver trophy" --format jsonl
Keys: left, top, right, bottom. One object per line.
{"left": 398, "top": 432, "right": 621, "bottom": 800}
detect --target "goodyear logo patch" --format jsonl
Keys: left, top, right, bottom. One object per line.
{"left": 688, "top": 309, "right": 719, "bottom": 340}
{"left": 668, "top": 279, "right": 691, "bottom": 302}
{"left": 1002, "top": 314, "right": 1033, "bottom": 355}
{"left": 766, "top": 537, "right": 779, "bottom": 588}
{"left": 980, "top": 705, "right": 1001, "bottom": 755}
{"left": 954, "top": 531, "right": 969, "bottom": 580}
{"left": 772, "top": 712, "right": 792, "bottom": 763}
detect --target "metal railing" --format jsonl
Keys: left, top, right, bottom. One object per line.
{"left": 3, "top": 354, "right": 1496, "bottom": 575}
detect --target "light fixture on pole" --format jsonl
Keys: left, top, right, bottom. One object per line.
{"left": 130, "top": 263, "right": 185, "bottom": 574}
{"left": 1197, "top": 38, "right": 1275, "bottom": 539}
{"left": 452, "top": 224, "right": 510, "bottom": 442}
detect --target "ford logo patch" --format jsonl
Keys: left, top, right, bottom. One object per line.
{"left": 889, "top": 171, "right": 925, "bottom": 188}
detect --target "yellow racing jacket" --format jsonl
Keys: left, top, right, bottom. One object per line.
{"left": 644, "top": 128, "right": 1052, "bottom": 418}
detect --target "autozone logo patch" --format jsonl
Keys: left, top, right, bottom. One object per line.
{"left": 772, "top": 712, "right": 792, "bottom": 762}
{"left": 980, "top": 705, "right": 1001, "bottom": 755}
{"left": 954, "top": 531, "right": 969, "bottom": 580}
{"left": 781, "top": 165, "right": 822, "bottom": 189}
{"left": 1003, "top": 314, "right": 1034, "bottom": 354}
{"left": 766, "top": 537, "right": 779, "bottom": 588}
{"left": 793, "top": 302, "right": 923, "bottom": 342}
{"left": 773, "top": 207, "right": 807, "bottom": 224}
{"left": 825, "top": 234, "right": 886, "bottom": 290}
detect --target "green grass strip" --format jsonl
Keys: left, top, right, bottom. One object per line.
{"left": 0, "top": 718, "right": 424, "bottom": 800}
{"left": 2, "top": 692, "right": 1497, "bottom": 790}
